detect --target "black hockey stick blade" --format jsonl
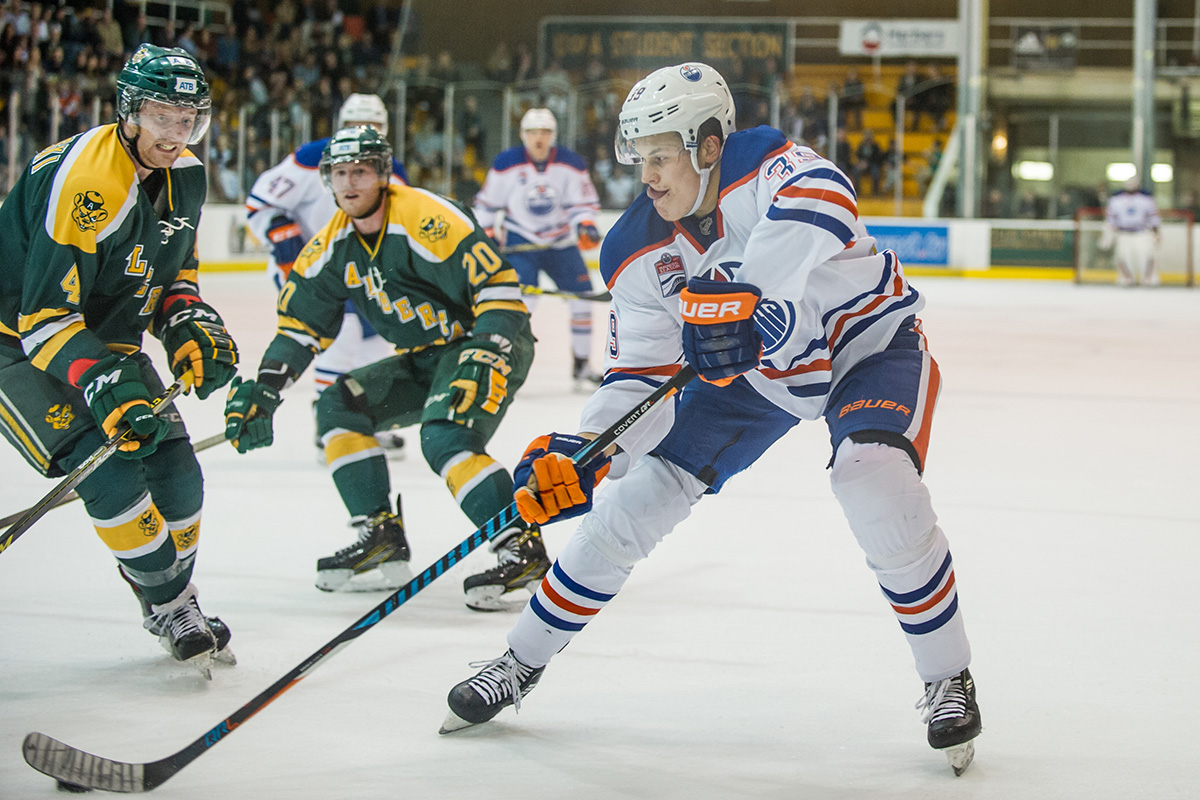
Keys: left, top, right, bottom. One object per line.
{"left": 0, "top": 378, "right": 189, "bottom": 556}
{"left": 21, "top": 365, "right": 695, "bottom": 793}
{"left": 520, "top": 285, "right": 612, "bottom": 303}
{"left": 0, "top": 432, "right": 226, "bottom": 530}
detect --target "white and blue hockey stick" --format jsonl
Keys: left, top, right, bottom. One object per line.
{"left": 22, "top": 365, "right": 696, "bottom": 793}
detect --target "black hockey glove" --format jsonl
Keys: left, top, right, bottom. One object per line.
{"left": 80, "top": 354, "right": 171, "bottom": 459}
{"left": 159, "top": 299, "right": 239, "bottom": 400}
{"left": 224, "top": 376, "right": 283, "bottom": 453}
{"left": 448, "top": 336, "right": 512, "bottom": 421}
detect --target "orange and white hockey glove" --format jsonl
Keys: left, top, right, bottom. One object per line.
{"left": 514, "top": 433, "right": 612, "bottom": 525}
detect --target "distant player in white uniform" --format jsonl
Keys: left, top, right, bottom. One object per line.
{"left": 246, "top": 94, "right": 410, "bottom": 452}
{"left": 443, "top": 63, "right": 982, "bottom": 776}
{"left": 1105, "top": 174, "right": 1161, "bottom": 286}
{"left": 473, "top": 108, "right": 604, "bottom": 390}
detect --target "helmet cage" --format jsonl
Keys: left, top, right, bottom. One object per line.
{"left": 615, "top": 63, "right": 735, "bottom": 171}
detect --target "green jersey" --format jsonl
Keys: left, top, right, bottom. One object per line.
{"left": 263, "top": 183, "right": 530, "bottom": 378}
{"left": 0, "top": 124, "right": 208, "bottom": 388}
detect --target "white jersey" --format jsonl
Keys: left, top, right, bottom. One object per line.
{"left": 1105, "top": 189, "right": 1160, "bottom": 233}
{"left": 582, "top": 126, "right": 924, "bottom": 465}
{"left": 473, "top": 145, "right": 600, "bottom": 251}
{"left": 245, "top": 138, "right": 408, "bottom": 280}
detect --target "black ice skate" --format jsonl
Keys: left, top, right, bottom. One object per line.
{"left": 916, "top": 668, "right": 981, "bottom": 776}
{"left": 439, "top": 649, "right": 546, "bottom": 734}
{"left": 462, "top": 525, "right": 550, "bottom": 611}
{"left": 125, "top": 570, "right": 235, "bottom": 671}
{"left": 315, "top": 499, "right": 411, "bottom": 593}
{"left": 572, "top": 356, "right": 603, "bottom": 393}
{"left": 144, "top": 584, "right": 220, "bottom": 679}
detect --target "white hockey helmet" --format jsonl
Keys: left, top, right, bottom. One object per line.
{"left": 520, "top": 107, "right": 557, "bottom": 144}
{"left": 1123, "top": 173, "right": 1141, "bottom": 192}
{"left": 615, "top": 63, "right": 736, "bottom": 172}
{"left": 338, "top": 93, "right": 389, "bottom": 137}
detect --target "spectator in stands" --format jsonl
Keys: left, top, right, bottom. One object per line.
{"left": 539, "top": 59, "right": 572, "bottom": 120}
{"left": 924, "top": 65, "right": 953, "bottom": 133}
{"left": 792, "top": 86, "right": 827, "bottom": 150}
{"left": 893, "top": 61, "right": 921, "bottom": 132}
{"left": 460, "top": 93, "right": 485, "bottom": 159}
{"left": 982, "top": 188, "right": 1008, "bottom": 218}
{"left": 485, "top": 40, "right": 513, "bottom": 83}
{"left": 916, "top": 138, "right": 943, "bottom": 197}
{"left": 853, "top": 129, "right": 888, "bottom": 197}
{"left": 1015, "top": 190, "right": 1040, "bottom": 219}
{"left": 841, "top": 68, "right": 866, "bottom": 130}
{"left": 95, "top": 7, "right": 123, "bottom": 59}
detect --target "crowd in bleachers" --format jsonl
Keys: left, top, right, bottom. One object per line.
{"left": 1, "top": 1, "right": 961, "bottom": 213}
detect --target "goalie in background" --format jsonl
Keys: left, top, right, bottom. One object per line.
{"left": 1104, "top": 173, "right": 1162, "bottom": 286}
{"left": 473, "top": 107, "right": 606, "bottom": 391}
{"left": 0, "top": 45, "right": 238, "bottom": 676}
{"left": 226, "top": 126, "right": 548, "bottom": 608}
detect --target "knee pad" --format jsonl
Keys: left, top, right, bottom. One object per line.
{"left": 830, "top": 439, "right": 938, "bottom": 569}
{"left": 420, "top": 420, "right": 486, "bottom": 474}
{"left": 315, "top": 374, "right": 373, "bottom": 436}
{"left": 580, "top": 455, "right": 707, "bottom": 568}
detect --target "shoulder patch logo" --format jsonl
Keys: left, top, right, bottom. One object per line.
{"left": 72, "top": 190, "right": 108, "bottom": 231}
{"left": 419, "top": 215, "right": 449, "bottom": 242}
{"left": 44, "top": 403, "right": 75, "bottom": 430}
{"left": 159, "top": 215, "right": 195, "bottom": 244}
{"left": 655, "top": 252, "right": 685, "bottom": 298}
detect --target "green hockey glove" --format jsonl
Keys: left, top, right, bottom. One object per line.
{"left": 224, "top": 376, "right": 283, "bottom": 453}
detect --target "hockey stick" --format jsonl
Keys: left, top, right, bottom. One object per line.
{"left": 0, "top": 432, "right": 227, "bottom": 530}
{"left": 22, "top": 365, "right": 697, "bottom": 793}
{"left": 0, "top": 378, "right": 190, "bottom": 556}
{"left": 521, "top": 285, "right": 612, "bottom": 303}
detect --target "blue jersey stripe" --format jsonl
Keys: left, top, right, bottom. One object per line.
{"left": 765, "top": 205, "right": 855, "bottom": 244}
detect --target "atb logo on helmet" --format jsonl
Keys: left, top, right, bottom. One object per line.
{"left": 679, "top": 64, "right": 703, "bottom": 82}
{"left": 174, "top": 77, "right": 197, "bottom": 94}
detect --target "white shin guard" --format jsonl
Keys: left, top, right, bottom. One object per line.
{"left": 830, "top": 439, "right": 970, "bottom": 681}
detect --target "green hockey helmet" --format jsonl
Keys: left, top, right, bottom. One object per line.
{"left": 319, "top": 126, "right": 393, "bottom": 192}
{"left": 117, "top": 44, "right": 212, "bottom": 144}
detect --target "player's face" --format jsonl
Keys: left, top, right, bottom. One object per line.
{"left": 521, "top": 128, "right": 554, "bottom": 162}
{"left": 634, "top": 133, "right": 698, "bottom": 221}
{"left": 129, "top": 100, "right": 199, "bottom": 169}
{"left": 330, "top": 161, "right": 386, "bottom": 218}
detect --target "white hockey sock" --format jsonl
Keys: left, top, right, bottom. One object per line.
{"left": 570, "top": 300, "right": 592, "bottom": 361}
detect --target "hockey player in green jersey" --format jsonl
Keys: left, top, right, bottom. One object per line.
{"left": 225, "top": 126, "right": 546, "bottom": 608}
{"left": 0, "top": 45, "right": 239, "bottom": 676}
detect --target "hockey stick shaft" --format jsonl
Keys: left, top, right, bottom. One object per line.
{"left": 22, "top": 365, "right": 696, "bottom": 793}
{"left": 0, "top": 432, "right": 227, "bottom": 530}
{"left": 520, "top": 285, "right": 612, "bottom": 302}
{"left": 0, "top": 379, "right": 189, "bottom": 555}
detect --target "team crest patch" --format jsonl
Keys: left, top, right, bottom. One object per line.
{"left": 172, "top": 522, "right": 200, "bottom": 549}
{"left": 419, "top": 215, "right": 449, "bottom": 242}
{"left": 679, "top": 64, "right": 703, "bottom": 82}
{"left": 655, "top": 252, "right": 685, "bottom": 298}
{"left": 138, "top": 511, "right": 162, "bottom": 538}
{"left": 72, "top": 190, "right": 108, "bottom": 231}
{"left": 44, "top": 403, "right": 75, "bottom": 430}
{"left": 524, "top": 184, "right": 557, "bottom": 216}
{"left": 756, "top": 299, "right": 797, "bottom": 358}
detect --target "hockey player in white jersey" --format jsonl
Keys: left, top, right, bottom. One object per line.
{"left": 474, "top": 108, "right": 605, "bottom": 390}
{"left": 246, "top": 94, "right": 410, "bottom": 454}
{"left": 1105, "top": 174, "right": 1161, "bottom": 286}
{"left": 443, "top": 63, "right": 981, "bottom": 776}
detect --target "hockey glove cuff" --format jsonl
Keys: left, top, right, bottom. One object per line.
{"left": 513, "top": 433, "right": 612, "bottom": 525}
{"left": 160, "top": 299, "right": 239, "bottom": 399}
{"left": 680, "top": 277, "right": 763, "bottom": 386}
{"left": 267, "top": 215, "right": 305, "bottom": 275}
{"left": 224, "top": 376, "right": 283, "bottom": 453}
{"left": 80, "top": 355, "right": 171, "bottom": 458}
{"left": 448, "top": 337, "right": 512, "bottom": 421}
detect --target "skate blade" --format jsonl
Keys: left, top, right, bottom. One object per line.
{"left": 943, "top": 740, "right": 975, "bottom": 776}
{"left": 316, "top": 562, "right": 413, "bottom": 593}
{"left": 214, "top": 646, "right": 237, "bottom": 666}
{"left": 438, "top": 709, "right": 478, "bottom": 735}
{"left": 463, "top": 581, "right": 540, "bottom": 613}
{"left": 185, "top": 650, "right": 214, "bottom": 681}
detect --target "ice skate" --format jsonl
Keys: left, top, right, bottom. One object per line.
{"left": 572, "top": 356, "right": 603, "bottom": 393}
{"left": 916, "top": 668, "right": 981, "bottom": 776}
{"left": 144, "top": 584, "right": 219, "bottom": 679}
{"left": 440, "top": 649, "right": 545, "bottom": 733}
{"left": 127, "top": 572, "right": 235, "bottom": 669}
{"left": 316, "top": 500, "right": 411, "bottom": 592}
{"left": 463, "top": 525, "right": 549, "bottom": 611}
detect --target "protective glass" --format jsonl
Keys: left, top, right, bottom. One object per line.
{"left": 129, "top": 98, "right": 212, "bottom": 145}
{"left": 614, "top": 129, "right": 689, "bottom": 169}
{"left": 323, "top": 160, "right": 389, "bottom": 193}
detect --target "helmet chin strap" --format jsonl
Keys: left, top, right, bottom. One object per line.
{"left": 686, "top": 149, "right": 718, "bottom": 218}
{"left": 117, "top": 121, "right": 160, "bottom": 173}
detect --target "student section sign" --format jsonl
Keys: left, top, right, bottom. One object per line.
{"left": 540, "top": 17, "right": 792, "bottom": 74}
